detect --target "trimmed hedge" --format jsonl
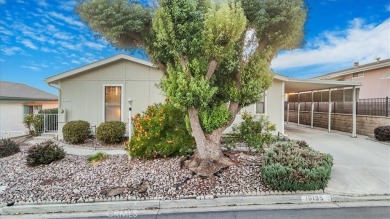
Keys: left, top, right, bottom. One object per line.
{"left": 262, "top": 141, "right": 333, "bottom": 191}
{"left": 374, "top": 126, "right": 390, "bottom": 141}
{"left": 96, "top": 121, "right": 126, "bottom": 144}
{"left": 63, "top": 120, "right": 90, "bottom": 144}
{"left": 27, "top": 140, "right": 66, "bottom": 166}
{"left": 0, "top": 139, "right": 20, "bottom": 158}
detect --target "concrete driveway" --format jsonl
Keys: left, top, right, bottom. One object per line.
{"left": 285, "top": 124, "right": 390, "bottom": 196}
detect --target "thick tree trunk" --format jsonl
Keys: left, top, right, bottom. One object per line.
{"left": 185, "top": 107, "right": 235, "bottom": 177}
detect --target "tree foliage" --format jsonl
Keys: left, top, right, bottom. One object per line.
{"left": 76, "top": 0, "right": 307, "bottom": 173}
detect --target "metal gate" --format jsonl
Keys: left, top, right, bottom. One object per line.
{"left": 36, "top": 113, "right": 58, "bottom": 133}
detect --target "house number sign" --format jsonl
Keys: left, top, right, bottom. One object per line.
{"left": 301, "top": 194, "right": 331, "bottom": 203}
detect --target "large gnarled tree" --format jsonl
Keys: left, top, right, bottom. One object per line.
{"left": 76, "top": 0, "right": 306, "bottom": 176}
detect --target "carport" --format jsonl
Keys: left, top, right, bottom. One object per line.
{"left": 275, "top": 74, "right": 362, "bottom": 137}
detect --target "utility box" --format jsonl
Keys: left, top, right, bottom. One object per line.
{"left": 58, "top": 108, "right": 67, "bottom": 123}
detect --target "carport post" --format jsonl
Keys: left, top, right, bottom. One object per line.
{"left": 352, "top": 86, "right": 357, "bottom": 138}
{"left": 286, "top": 94, "right": 289, "bottom": 124}
{"left": 328, "top": 89, "right": 331, "bottom": 133}
{"left": 311, "top": 91, "right": 314, "bottom": 128}
{"left": 297, "top": 93, "right": 300, "bottom": 126}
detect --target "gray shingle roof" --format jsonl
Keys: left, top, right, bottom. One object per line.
{"left": 0, "top": 81, "right": 57, "bottom": 101}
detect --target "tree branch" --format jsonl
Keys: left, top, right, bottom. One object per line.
{"left": 127, "top": 31, "right": 142, "bottom": 44}
{"left": 205, "top": 59, "right": 218, "bottom": 80}
{"left": 155, "top": 61, "right": 168, "bottom": 75}
{"left": 257, "top": 38, "right": 268, "bottom": 52}
{"left": 180, "top": 56, "right": 191, "bottom": 77}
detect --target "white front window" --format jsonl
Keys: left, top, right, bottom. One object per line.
{"left": 104, "top": 85, "right": 122, "bottom": 121}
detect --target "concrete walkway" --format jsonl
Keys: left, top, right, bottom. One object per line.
{"left": 25, "top": 135, "right": 126, "bottom": 156}
{"left": 285, "top": 124, "right": 390, "bottom": 196}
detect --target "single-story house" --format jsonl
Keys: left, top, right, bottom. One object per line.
{"left": 0, "top": 81, "right": 58, "bottom": 139}
{"left": 45, "top": 54, "right": 361, "bottom": 139}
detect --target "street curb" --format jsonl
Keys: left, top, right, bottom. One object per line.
{"left": 1, "top": 193, "right": 389, "bottom": 216}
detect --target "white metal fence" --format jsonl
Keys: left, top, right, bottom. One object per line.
{"left": 36, "top": 113, "right": 58, "bottom": 133}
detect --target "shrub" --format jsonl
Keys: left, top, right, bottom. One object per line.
{"left": 23, "top": 114, "right": 43, "bottom": 136}
{"left": 128, "top": 103, "right": 195, "bottom": 158}
{"left": 229, "top": 112, "right": 276, "bottom": 152}
{"left": 0, "top": 139, "right": 20, "bottom": 158}
{"left": 96, "top": 121, "right": 126, "bottom": 144}
{"left": 26, "top": 140, "right": 66, "bottom": 166}
{"left": 262, "top": 141, "right": 333, "bottom": 191}
{"left": 374, "top": 126, "right": 390, "bottom": 141}
{"left": 38, "top": 108, "right": 58, "bottom": 114}
{"left": 87, "top": 152, "right": 109, "bottom": 163}
{"left": 63, "top": 120, "right": 90, "bottom": 144}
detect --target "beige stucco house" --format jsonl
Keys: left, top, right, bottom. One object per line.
{"left": 46, "top": 54, "right": 361, "bottom": 139}
{"left": 313, "top": 58, "right": 390, "bottom": 99}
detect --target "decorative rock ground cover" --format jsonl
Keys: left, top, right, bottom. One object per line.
{"left": 0, "top": 144, "right": 269, "bottom": 205}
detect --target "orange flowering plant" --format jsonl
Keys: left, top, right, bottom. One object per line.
{"left": 127, "top": 103, "right": 195, "bottom": 159}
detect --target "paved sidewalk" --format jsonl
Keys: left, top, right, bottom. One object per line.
{"left": 285, "top": 124, "right": 390, "bottom": 196}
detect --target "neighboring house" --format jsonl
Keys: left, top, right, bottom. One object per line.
{"left": 46, "top": 54, "right": 361, "bottom": 139}
{"left": 313, "top": 58, "right": 390, "bottom": 99}
{"left": 0, "top": 81, "right": 58, "bottom": 139}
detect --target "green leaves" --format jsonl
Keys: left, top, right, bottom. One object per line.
{"left": 161, "top": 64, "right": 218, "bottom": 109}
{"left": 262, "top": 141, "right": 334, "bottom": 191}
{"left": 203, "top": 1, "right": 246, "bottom": 59}
{"left": 76, "top": 0, "right": 153, "bottom": 49}
{"left": 77, "top": 0, "right": 307, "bottom": 135}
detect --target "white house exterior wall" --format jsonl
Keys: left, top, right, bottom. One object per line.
{"left": 57, "top": 60, "right": 164, "bottom": 139}
{"left": 223, "top": 78, "right": 284, "bottom": 135}
{"left": 0, "top": 101, "right": 26, "bottom": 138}
{"left": 0, "top": 101, "right": 58, "bottom": 138}
{"left": 265, "top": 79, "right": 285, "bottom": 135}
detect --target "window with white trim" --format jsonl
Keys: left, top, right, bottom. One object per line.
{"left": 255, "top": 93, "right": 265, "bottom": 114}
{"left": 104, "top": 86, "right": 122, "bottom": 121}
{"left": 352, "top": 71, "right": 364, "bottom": 78}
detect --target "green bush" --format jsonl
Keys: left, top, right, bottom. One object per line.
{"left": 63, "top": 120, "right": 90, "bottom": 144}
{"left": 87, "top": 152, "right": 109, "bottom": 163}
{"left": 96, "top": 121, "right": 126, "bottom": 144}
{"left": 374, "top": 126, "right": 390, "bottom": 141}
{"left": 128, "top": 103, "right": 195, "bottom": 158}
{"left": 0, "top": 139, "right": 20, "bottom": 158}
{"left": 26, "top": 140, "right": 66, "bottom": 166}
{"left": 23, "top": 114, "right": 43, "bottom": 136}
{"left": 228, "top": 112, "right": 276, "bottom": 152}
{"left": 38, "top": 108, "right": 58, "bottom": 114}
{"left": 262, "top": 141, "right": 333, "bottom": 191}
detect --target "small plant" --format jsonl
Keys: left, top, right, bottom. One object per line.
{"left": 295, "top": 140, "right": 309, "bottom": 148}
{"left": 96, "top": 121, "right": 126, "bottom": 144}
{"left": 229, "top": 112, "right": 276, "bottom": 152}
{"left": 0, "top": 139, "right": 20, "bottom": 158}
{"left": 23, "top": 114, "right": 43, "bottom": 136}
{"left": 87, "top": 152, "right": 109, "bottom": 163}
{"left": 262, "top": 141, "right": 333, "bottom": 191}
{"left": 63, "top": 120, "right": 90, "bottom": 144}
{"left": 128, "top": 103, "right": 195, "bottom": 159}
{"left": 374, "top": 126, "right": 390, "bottom": 141}
{"left": 26, "top": 140, "right": 66, "bottom": 166}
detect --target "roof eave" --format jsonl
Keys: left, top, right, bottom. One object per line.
{"left": 45, "top": 54, "right": 155, "bottom": 84}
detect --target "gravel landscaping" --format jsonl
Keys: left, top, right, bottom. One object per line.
{"left": 0, "top": 144, "right": 269, "bottom": 205}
